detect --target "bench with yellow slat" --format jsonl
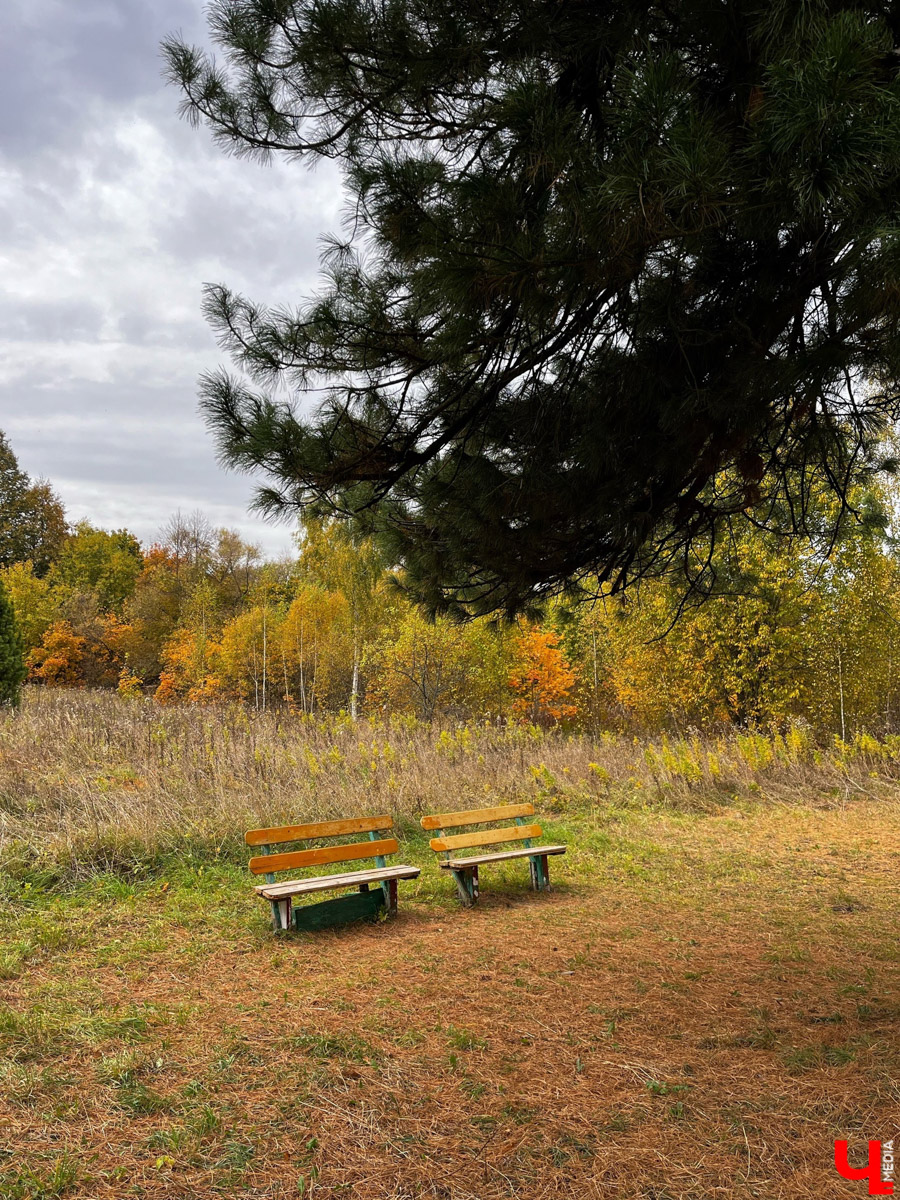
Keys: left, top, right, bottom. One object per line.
{"left": 245, "top": 813, "right": 420, "bottom": 932}
{"left": 420, "top": 802, "right": 566, "bottom": 905}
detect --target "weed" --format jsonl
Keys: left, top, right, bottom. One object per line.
{"left": 216, "top": 1140, "right": 255, "bottom": 1170}
{"left": 96, "top": 1050, "right": 169, "bottom": 1115}
{"left": 445, "top": 1024, "right": 487, "bottom": 1052}
{"left": 7, "top": 691, "right": 900, "bottom": 882}
{"left": 598, "top": 1111, "right": 631, "bottom": 1134}
{"left": 646, "top": 1080, "right": 691, "bottom": 1097}
{"left": 781, "top": 1041, "right": 860, "bottom": 1072}
{"left": 287, "top": 1029, "right": 381, "bottom": 1064}
{"left": 0, "top": 1062, "right": 71, "bottom": 1107}
{"left": 0, "top": 1154, "right": 79, "bottom": 1200}
{"left": 501, "top": 1102, "right": 536, "bottom": 1124}
{"left": 148, "top": 1126, "right": 194, "bottom": 1154}
{"left": 392, "top": 1029, "right": 424, "bottom": 1048}
{"left": 0, "top": 941, "right": 31, "bottom": 980}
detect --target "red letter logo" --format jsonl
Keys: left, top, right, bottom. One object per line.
{"left": 835, "top": 1141, "right": 894, "bottom": 1195}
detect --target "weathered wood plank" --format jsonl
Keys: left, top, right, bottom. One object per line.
{"left": 245, "top": 814, "right": 393, "bottom": 847}
{"left": 429, "top": 824, "right": 542, "bottom": 853}
{"left": 248, "top": 837, "right": 398, "bottom": 875}
{"left": 419, "top": 803, "right": 534, "bottom": 831}
{"left": 437, "top": 843, "right": 567, "bottom": 868}
{"left": 256, "top": 864, "right": 420, "bottom": 899}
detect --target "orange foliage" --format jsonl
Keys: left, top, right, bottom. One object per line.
{"left": 154, "top": 670, "right": 180, "bottom": 705}
{"left": 101, "top": 613, "right": 134, "bottom": 656}
{"left": 141, "top": 543, "right": 180, "bottom": 571}
{"left": 186, "top": 677, "right": 226, "bottom": 704}
{"left": 27, "top": 621, "right": 88, "bottom": 686}
{"left": 158, "top": 626, "right": 225, "bottom": 703}
{"left": 509, "top": 626, "right": 578, "bottom": 725}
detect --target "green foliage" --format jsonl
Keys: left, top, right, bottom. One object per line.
{"left": 0, "top": 561, "right": 60, "bottom": 654}
{"left": 51, "top": 522, "right": 143, "bottom": 613}
{"left": 0, "top": 577, "right": 26, "bottom": 707}
{"left": 166, "top": 1, "right": 900, "bottom": 615}
{"left": 577, "top": 480, "right": 900, "bottom": 733}
{"left": 0, "top": 431, "right": 67, "bottom": 576}
{"left": 366, "top": 607, "right": 509, "bottom": 720}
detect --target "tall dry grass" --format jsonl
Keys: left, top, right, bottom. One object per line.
{"left": 2, "top": 688, "right": 899, "bottom": 878}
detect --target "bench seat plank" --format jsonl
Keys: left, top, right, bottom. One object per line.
{"left": 256, "top": 864, "right": 420, "bottom": 900}
{"left": 439, "top": 844, "right": 567, "bottom": 869}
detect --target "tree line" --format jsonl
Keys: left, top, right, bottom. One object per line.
{"left": 2, "top": 430, "right": 899, "bottom": 737}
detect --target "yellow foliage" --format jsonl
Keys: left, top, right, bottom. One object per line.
{"left": 509, "top": 626, "right": 578, "bottom": 725}
{"left": 117, "top": 667, "right": 143, "bottom": 698}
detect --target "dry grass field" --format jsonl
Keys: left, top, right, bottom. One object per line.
{"left": 1, "top": 692, "right": 899, "bottom": 1198}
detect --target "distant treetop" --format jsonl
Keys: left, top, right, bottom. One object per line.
{"left": 0, "top": 432, "right": 67, "bottom": 577}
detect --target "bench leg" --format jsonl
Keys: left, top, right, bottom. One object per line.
{"left": 367, "top": 878, "right": 398, "bottom": 915}
{"left": 529, "top": 855, "right": 551, "bottom": 892}
{"left": 271, "top": 897, "right": 292, "bottom": 932}
{"left": 452, "top": 867, "right": 478, "bottom": 906}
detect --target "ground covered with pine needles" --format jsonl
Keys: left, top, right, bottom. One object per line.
{"left": 2, "top": 763, "right": 898, "bottom": 1198}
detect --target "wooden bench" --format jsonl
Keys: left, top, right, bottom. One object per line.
{"left": 421, "top": 802, "right": 566, "bottom": 906}
{"left": 245, "top": 814, "right": 420, "bottom": 932}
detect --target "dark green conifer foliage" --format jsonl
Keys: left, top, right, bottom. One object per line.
{"left": 0, "top": 579, "right": 26, "bottom": 708}
{"left": 165, "top": 2, "right": 900, "bottom": 616}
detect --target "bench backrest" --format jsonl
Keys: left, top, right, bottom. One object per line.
{"left": 421, "top": 802, "right": 541, "bottom": 857}
{"left": 245, "top": 814, "right": 397, "bottom": 882}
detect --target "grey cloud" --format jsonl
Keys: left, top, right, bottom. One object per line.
{"left": 0, "top": 296, "right": 106, "bottom": 342}
{"left": 112, "top": 306, "right": 210, "bottom": 350}
{"left": 5, "top": 380, "right": 296, "bottom": 554}
{"left": 0, "top": 0, "right": 338, "bottom": 555}
{"left": 0, "top": 1, "right": 202, "bottom": 155}
{"left": 157, "top": 174, "right": 337, "bottom": 288}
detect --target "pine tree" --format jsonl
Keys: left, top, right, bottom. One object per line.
{"left": 0, "top": 578, "right": 26, "bottom": 708}
{"left": 165, "top": 3, "right": 900, "bottom": 616}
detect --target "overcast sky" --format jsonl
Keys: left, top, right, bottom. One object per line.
{"left": 0, "top": 0, "right": 342, "bottom": 555}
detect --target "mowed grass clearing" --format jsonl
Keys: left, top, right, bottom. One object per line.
{"left": 1, "top": 799, "right": 898, "bottom": 1199}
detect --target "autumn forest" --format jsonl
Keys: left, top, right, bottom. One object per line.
{"left": 4, "top": 427, "right": 900, "bottom": 739}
